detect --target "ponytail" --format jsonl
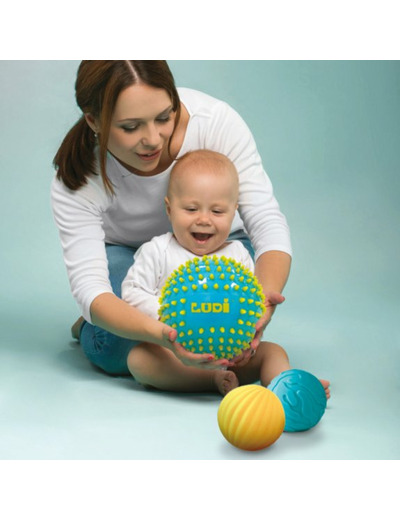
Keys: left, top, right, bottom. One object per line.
{"left": 53, "top": 116, "right": 97, "bottom": 191}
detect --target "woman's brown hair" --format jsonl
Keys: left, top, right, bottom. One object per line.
{"left": 53, "top": 61, "right": 181, "bottom": 195}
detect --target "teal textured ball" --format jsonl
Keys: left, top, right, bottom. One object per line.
{"left": 158, "top": 255, "right": 266, "bottom": 360}
{"left": 268, "top": 369, "right": 327, "bottom": 432}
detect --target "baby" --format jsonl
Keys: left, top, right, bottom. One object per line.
{"left": 122, "top": 150, "right": 330, "bottom": 398}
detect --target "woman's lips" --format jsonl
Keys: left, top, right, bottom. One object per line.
{"left": 136, "top": 150, "right": 162, "bottom": 162}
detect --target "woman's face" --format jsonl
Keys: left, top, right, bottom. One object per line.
{"left": 107, "top": 83, "right": 176, "bottom": 174}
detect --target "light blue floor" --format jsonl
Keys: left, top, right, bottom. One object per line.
{"left": 1, "top": 297, "right": 398, "bottom": 459}
{"left": 1, "top": 61, "right": 399, "bottom": 460}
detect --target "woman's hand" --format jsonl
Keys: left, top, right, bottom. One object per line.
{"left": 160, "top": 324, "right": 230, "bottom": 370}
{"left": 250, "top": 290, "right": 286, "bottom": 350}
{"left": 224, "top": 291, "right": 285, "bottom": 368}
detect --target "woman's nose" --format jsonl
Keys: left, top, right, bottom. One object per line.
{"left": 141, "top": 123, "right": 160, "bottom": 147}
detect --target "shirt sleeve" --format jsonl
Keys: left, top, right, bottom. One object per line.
{"left": 50, "top": 175, "right": 114, "bottom": 323}
{"left": 121, "top": 239, "right": 163, "bottom": 320}
{"left": 205, "top": 101, "right": 292, "bottom": 261}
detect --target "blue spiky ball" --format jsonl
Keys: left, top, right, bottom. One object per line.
{"left": 158, "top": 255, "right": 266, "bottom": 360}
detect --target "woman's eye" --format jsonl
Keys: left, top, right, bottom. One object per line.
{"left": 121, "top": 116, "right": 170, "bottom": 133}
{"left": 122, "top": 126, "right": 139, "bottom": 133}
{"left": 156, "top": 116, "right": 171, "bottom": 124}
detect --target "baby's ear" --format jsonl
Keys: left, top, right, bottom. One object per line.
{"left": 164, "top": 196, "right": 171, "bottom": 217}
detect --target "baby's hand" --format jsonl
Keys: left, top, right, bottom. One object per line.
{"left": 229, "top": 347, "right": 255, "bottom": 368}
{"left": 161, "top": 326, "right": 230, "bottom": 370}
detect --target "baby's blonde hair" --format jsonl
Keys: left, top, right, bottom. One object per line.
{"left": 168, "top": 149, "right": 238, "bottom": 198}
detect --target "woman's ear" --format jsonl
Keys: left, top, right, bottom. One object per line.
{"left": 84, "top": 113, "right": 100, "bottom": 134}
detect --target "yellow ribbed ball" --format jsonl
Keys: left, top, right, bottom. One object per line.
{"left": 217, "top": 385, "right": 285, "bottom": 451}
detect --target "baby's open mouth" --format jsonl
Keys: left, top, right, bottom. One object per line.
{"left": 192, "top": 233, "right": 213, "bottom": 242}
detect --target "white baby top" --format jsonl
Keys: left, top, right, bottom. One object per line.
{"left": 51, "top": 87, "right": 292, "bottom": 323}
{"left": 121, "top": 232, "right": 254, "bottom": 320}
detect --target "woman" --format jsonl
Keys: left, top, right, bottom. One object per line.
{"left": 52, "top": 60, "right": 292, "bottom": 377}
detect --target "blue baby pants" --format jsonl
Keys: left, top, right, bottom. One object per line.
{"left": 79, "top": 231, "right": 254, "bottom": 375}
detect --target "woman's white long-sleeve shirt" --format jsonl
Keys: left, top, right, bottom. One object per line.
{"left": 51, "top": 87, "right": 292, "bottom": 323}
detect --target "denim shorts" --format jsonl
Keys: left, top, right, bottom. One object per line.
{"left": 79, "top": 230, "right": 254, "bottom": 375}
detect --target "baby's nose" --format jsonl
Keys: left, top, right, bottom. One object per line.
{"left": 196, "top": 212, "right": 212, "bottom": 224}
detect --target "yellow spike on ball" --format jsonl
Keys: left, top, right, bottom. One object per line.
{"left": 217, "top": 385, "right": 285, "bottom": 451}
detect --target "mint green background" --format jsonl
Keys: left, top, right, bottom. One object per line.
{"left": 1, "top": 61, "right": 399, "bottom": 459}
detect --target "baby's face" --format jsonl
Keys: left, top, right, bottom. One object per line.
{"left": 165, "top": 166, "right": 238, "bottom": 256}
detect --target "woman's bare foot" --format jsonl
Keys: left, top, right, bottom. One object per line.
{"left": 71, "top": 316, "right": 85, "bottom": 341}
{"left": 320, "top": 379, "right": 331, "bottom": 399}
{"left": 214, "top": 370, "right": 239, "bottom": 396}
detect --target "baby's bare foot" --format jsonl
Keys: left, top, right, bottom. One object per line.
{"left": 214, "top": 370, "right": 239, "bottom": 396}
{"left": 320, "top": 379, "right": 331, "bottom": 399}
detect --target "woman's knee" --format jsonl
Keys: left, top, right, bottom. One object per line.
{"left": 80, "top": 321, "right": 135, "bottom": 376}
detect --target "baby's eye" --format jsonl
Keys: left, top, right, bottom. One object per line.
{"left": 185, "top": 207, "right": 197, "bottom": 212}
